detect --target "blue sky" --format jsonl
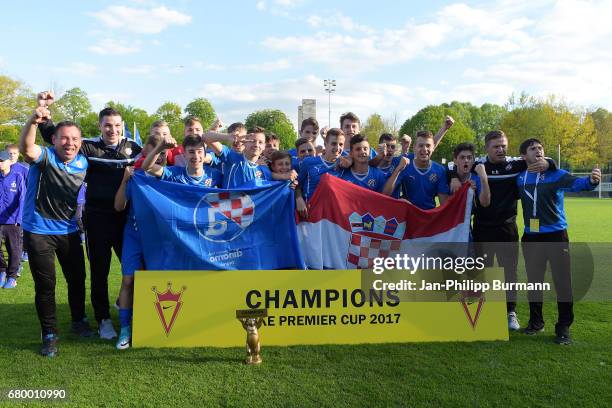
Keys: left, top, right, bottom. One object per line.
{"left": 1, "top": 0, "right": 611, "bottom": 129}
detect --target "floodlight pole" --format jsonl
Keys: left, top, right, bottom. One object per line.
{"left": 324, "top": 79, "right": 336, "bottom": 128}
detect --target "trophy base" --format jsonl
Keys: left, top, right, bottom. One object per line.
{"left": 244, "top": 356, "right": 262, "bottom": 365}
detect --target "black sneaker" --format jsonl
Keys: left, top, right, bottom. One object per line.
{"left": 41, "top": 334, "right": 59, "bottom": 357}
{"left": 71, "top": 318, "right": 94, "bottom": 338}
{"left": 554, "top": 333, "right": 572, "bottom": 345}
{"left": 523, "top": 324, "right": 544, "bottom": 335}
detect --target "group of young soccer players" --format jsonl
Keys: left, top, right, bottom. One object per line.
{"left": 4, "top": 90, "right": 602, "bottom": 357}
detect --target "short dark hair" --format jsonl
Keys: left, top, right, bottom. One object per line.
{"left": 340, "top": 112, "right": 360, "bottom": 127}
{"left": 182, "top": 135, "right": 204, "bottom": 149}
{"left": 378, "top": 133, "right": 395, "bottom": 144}
{"left": 415, "top": 130, "right": 433, "bottom": 140}
{"left": 228, "top": 122, "right": 246, "bottom": 134}
{"left": 249, "top": 126, "right": 265, "bottom": 134}
{"left": 270, "top": 150, "right": 291, "bottom": 164}
{"left": 453, "top": 142, "right": 476, "bottom": 158}
{"left": 519, "top": 138, "right": 542, "bottom": 155}
{"left": 484, "top": 130, "right": 506, "bottom": 145}
{"left": 350, "top": 134, "right": 368, "bottom": 150}
{"left": 325, "top": 128, "right": 344, "bottom": 142}
{"left": 54, "top": 121, "right": 82, "bottom": 137}
{"left": 184, "top": 116, "right": 202, "bottom": 127}
{"left": 300, "top": 117, "right": 319, "bottom": 133}
{"left": 99, "top": 107, "right": 121, "bottom": 122}
{"left": 265, "top": 133, "right": 280, "bottom": 143}
{"left": 295, "top": 136, "right": 313, "bottom": 150}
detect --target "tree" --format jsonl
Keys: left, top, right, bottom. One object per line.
{"left": 244, "top": 109, "right": 297, "bottom": 149}
{"left": 589, "top": 108, "right": 612, "bottom": 168}
{"left": 0, "top": 75, "right": 34, "bottom": 125}
{"left": 500, "top": 96, "right": 599, "bottom": 169}
{"left": 55, "top": 87, "right": 92, "bottom": 122}
{"left": 399, "top": 105, "right": 475, "bottom": 161}
{"left": 361, "top": 113, "right": 389, "bottom": 147}
{"left": 155, "top": 102, "right": 183, "bottom": 139}
{"left": 184, "top": 98, "right": 216, "bottom": 130}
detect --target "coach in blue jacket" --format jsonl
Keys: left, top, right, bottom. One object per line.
{"left": 517, "top": 138, "right": 600, "bottom": 345}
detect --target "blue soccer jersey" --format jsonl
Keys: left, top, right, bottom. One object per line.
{"left": 216, "top": 145, "right": 272, "bottom": 188}
{"left": 378, "top": 155, "right": 404, "bottom": 176}
{"left": 394, "top": 157, "right": 450, "bottom": 210}
{"left": 336, "top": 166, "right": 389, "bottom": 193}
{"left": 298, "top": 156, "right": 339, "bottom": 200}
{"left": 160, "top": 165, "right": 222, "bottom": 187}
{"left": 22, "top": 147, "right": 88, "bottom": 234}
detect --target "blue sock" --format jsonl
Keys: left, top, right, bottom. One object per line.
{"left": 119, "top": 308, "right": 133, "bottom": 329}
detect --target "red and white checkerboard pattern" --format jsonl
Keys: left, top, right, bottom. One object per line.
{"left": 205, "top": 192, "right": 254, "bottom": 228}
{"left": 347, "top": 233, "right": 402, "bottom": 268}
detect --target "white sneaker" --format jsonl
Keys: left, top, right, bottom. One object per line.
{"left": 99, "top": 319, "right": 118, "bottom": 339}
{"left": 508, "top": 312, "right": 520, "bottom": 331}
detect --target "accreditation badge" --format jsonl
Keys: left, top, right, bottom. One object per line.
{"left": 529, "top": 218, "right": 540, "bottom": 233}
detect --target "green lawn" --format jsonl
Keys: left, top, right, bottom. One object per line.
{"left": 1, "top": 198, "right": 611, "bottom": 407}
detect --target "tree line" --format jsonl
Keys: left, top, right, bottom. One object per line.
{"left": 1, "top": 74, "right": 610, "bottom": 171}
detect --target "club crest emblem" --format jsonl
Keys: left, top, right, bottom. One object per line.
{"left": 346, "top": 212, "right": 405, "bottom": 269}
{"left": 194, "top": 191, "right": 255, "bottom": 242}
{"left": 152, "top": 282, "right": 186, "bottom": 336}
{"left": 429, "top": 173, "right": 438, "bottom": 182}
{"left": 459, "top": 290, "right": 485, "bottom": 329}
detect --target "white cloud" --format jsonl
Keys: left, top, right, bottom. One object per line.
{"left": 53, "top": 62, "right": 98, "bottom": 77}
{"left": 89, "top": 92, "right": 134, "bottom": 109}
{"left": 306, "top": 12, "right": 374, "bottom": 34}
{"left": 256, "top": 1, "right": 266, "bottom": 11}
{"left": 243, "top": 58, "right": 291, "bottom": 72}
{"left": 88, "top": 38, "right": 141, "bottom": 55}
{"left": 120, "top": 65, "right": 154, "bottom": 75}
{"left": 90, "top": 6, "right": 192, "bottom": 34}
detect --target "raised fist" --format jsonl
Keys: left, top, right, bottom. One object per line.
{"left": 444, "top": 115, "right": 455, "bottom": 130}
{"left": 160, "top": 134, "right": 177, "bottom": 149}
{"left": 210, "top": 117, "right": 224, "bottom": 132}
{"left": 474, "top": 163, "right": 487, "bottom": 178}
{"left": 37, "top": 91, "right": 55, "bottom": 108}
{"left": 591, "top": 167, "right": 601, "bottom": 185}
{"left": 398, "top": 156, "right": 410, "bottom": 171}
{"left": 31, "top": 106, "right": 51, "bottom": 124}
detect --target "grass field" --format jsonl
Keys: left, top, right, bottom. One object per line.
{"left": 1, "top": 198, "right": 611, "bottom": 407}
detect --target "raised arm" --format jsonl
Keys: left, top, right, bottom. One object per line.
{"left": 433, "top": 115, "right": 454, "bottom": 150}
{"left": 19, "top": 107, "right": 50, "bottom": 162}
{"left": 142, "top": 135, "right": 177, "bottom": 177}
{"left": 382, "top": 156, "right": 409, "bottom": 196}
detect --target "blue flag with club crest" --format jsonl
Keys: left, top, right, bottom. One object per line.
{"left": 128, "top": 172, "right": 305, "bottom": 270}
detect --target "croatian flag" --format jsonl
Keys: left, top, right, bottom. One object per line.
{"left": 297, "top": 174, "right": 473, "bottom": 269}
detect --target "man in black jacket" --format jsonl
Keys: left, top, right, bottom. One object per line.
{"left": 37, "top": 91, "right": 142, "bottom": 340}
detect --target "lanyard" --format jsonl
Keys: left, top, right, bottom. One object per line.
{"left": 523, "top": 172, "right": 540, "bottom": 217}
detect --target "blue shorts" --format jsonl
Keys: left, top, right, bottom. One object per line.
{"left": 121, "top": 220, "right": 144, "bottom": 277}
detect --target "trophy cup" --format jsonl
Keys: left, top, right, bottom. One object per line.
{"left": 236, "top": 309, "right": 268, "bottom": 365}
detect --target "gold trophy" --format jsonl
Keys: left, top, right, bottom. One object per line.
{"left": 236, "top": 309, "right": 268, "bottom": 365}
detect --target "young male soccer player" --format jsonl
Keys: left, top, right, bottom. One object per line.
{"left": 0, "top": 150, "right": 27, "bottom": 288}
{"left": 204, "top": 126, "right": 295, "bottom": 188}
{"left": 113, "top": 122, "right": 200, "bottom": 350}
{"left": 452, "top": 143, "right": 490, "bottom": 208}
{"left": 262, "top": 133, "right": 281, "bottom": 164}
{"left": 517, "top": 138, "right": 600, "bottom": 345}
{"left": 375, "top": 133, "right": 404, "bottom": 175}
{"left": 382, "top": 130, "right": 450, "bottom": 209}
{"left": 142, "top": 133, "right": 222, "bottom": 187}
{"left": 166, "top": 116, "right": 205, "bottom": 167}
{"left": 20, "top": 106, "right": 93, "bottom": 357}
{"left": 336, "top": 134, "right": 390, "bottom": 192}
{"left": 295, "top": 137, "right": 317, "bottom": 161}
{"left": 295, "top": 128, "right": 346, "bottom": 218}
{"left": 289, "top": 118, "right": 319, "bottom": 158}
